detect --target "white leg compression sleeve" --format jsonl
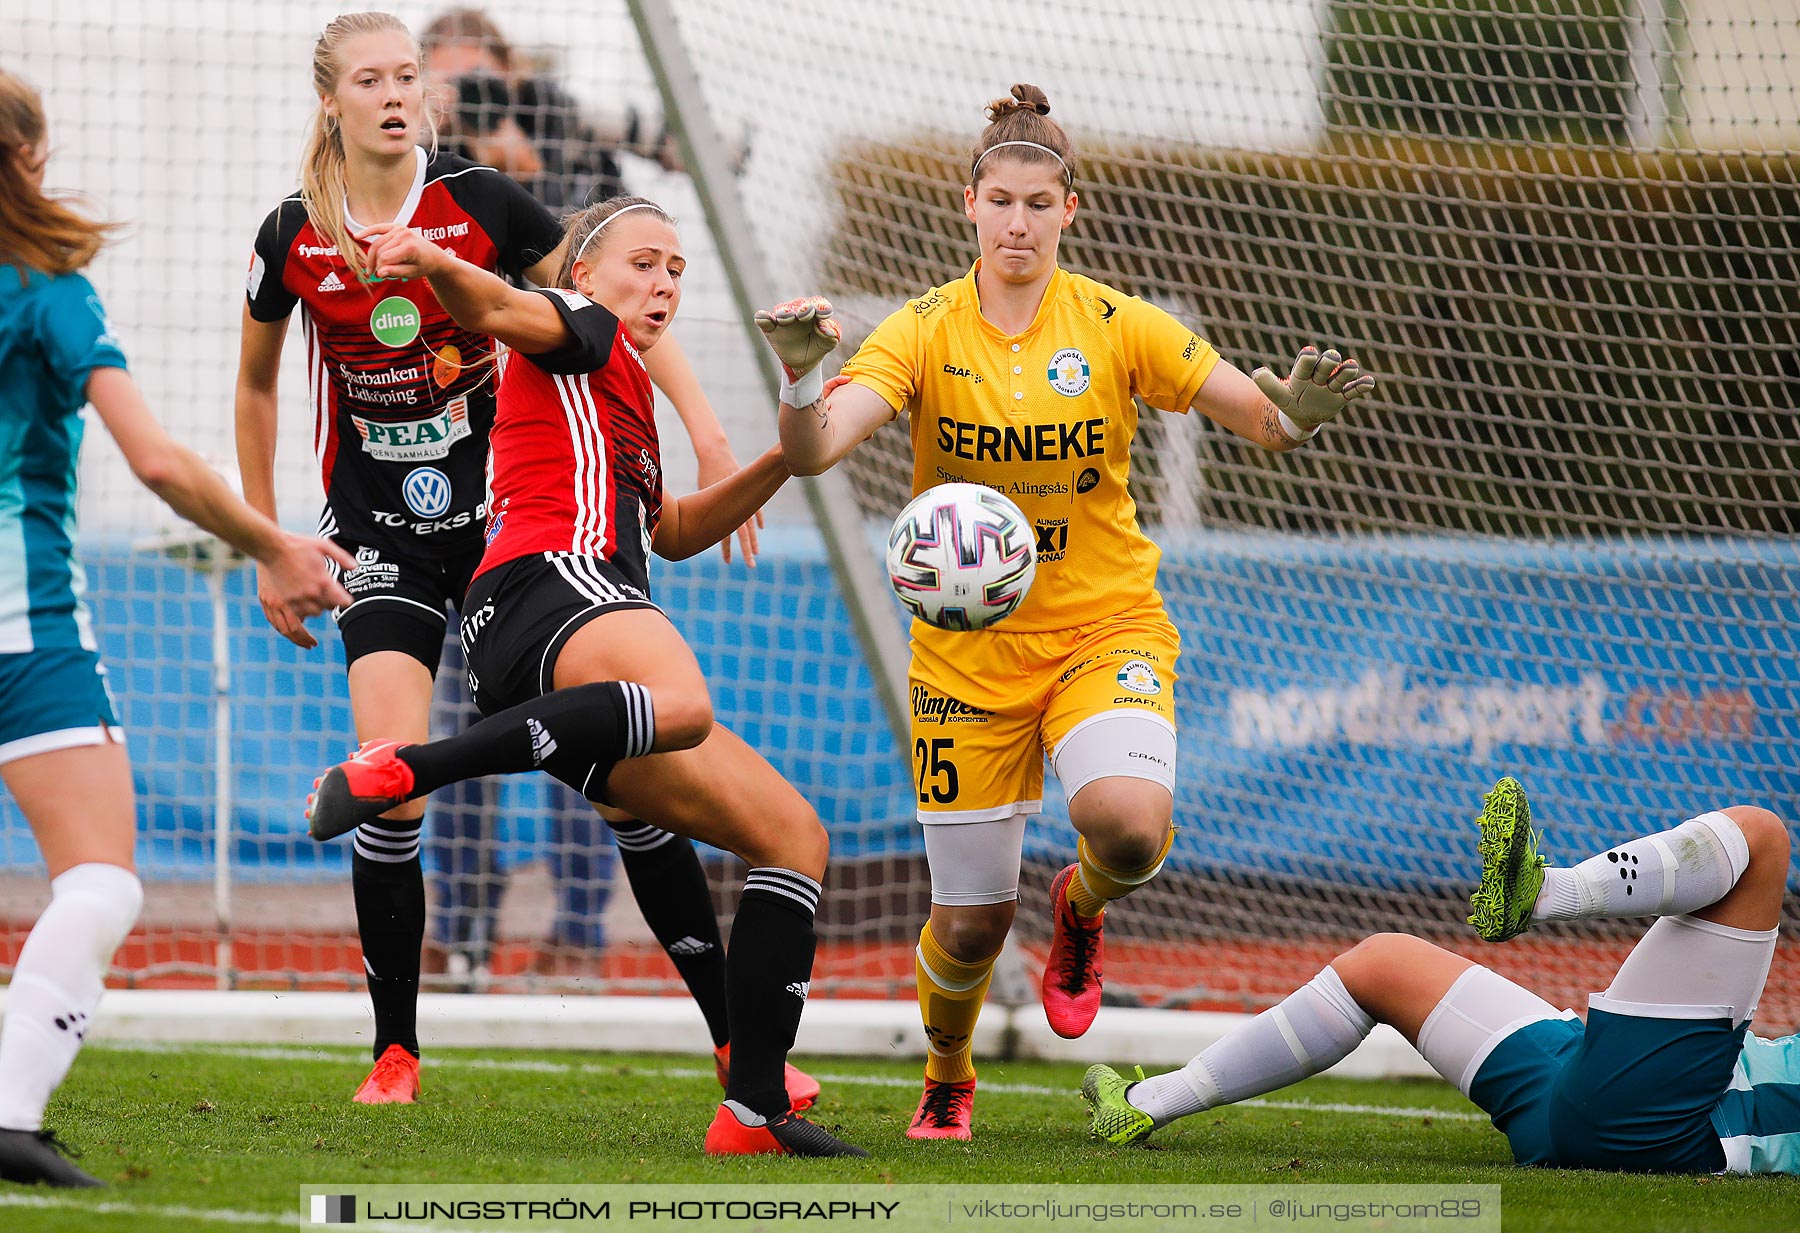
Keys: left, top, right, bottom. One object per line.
{"left": 1599, "top": 914, "right": 1778, "bottom": 1028}
{"left": 1415, "top": 965, "right": 1569, "bottom": 1098}
{"left": 1128, "top": 966, "right": 1375, "bottom": 1126}
{"left": 0, "top": 863, "right": 143, "bottom": 1130}
{"left": 922, "top": 812, "right": 1029, "bottom": 906}
{"left": 1051, "top": 712, "right": 1177, "bottom": 801}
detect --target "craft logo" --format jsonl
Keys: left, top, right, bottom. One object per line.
{"left": 369, "top": 296, "right": 421, "bottom": 347}
{"left": 1047, "top": 347, "right": 1091, "bottom": 397}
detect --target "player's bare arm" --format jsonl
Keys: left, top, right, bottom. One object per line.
{"left": 653, "top": 444, "right": 792, "bottom": 562}
{"left": 88, "top": 367, "right": 353, "bottom": 617}
{"left": 645, "top": 333, "right": 764, "bottom": 565}
{"left": 357, "top": 221, "right": 571, "bottom": 354}
{"left": 1190, "top": 347, "right": 1375, "bottom": 451}
{"left": 233, "top": 308, "right": 335, "bottom": 647}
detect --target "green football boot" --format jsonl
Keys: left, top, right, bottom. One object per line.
{"left": 1468, "top": 776, "right": 1548, "bottom": 943}
{"left": 1081, "top": 1064, "right": 1157, "bottom": 1146}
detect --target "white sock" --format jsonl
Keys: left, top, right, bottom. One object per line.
{"left": 1126, "top": 967, "right": 1375, "bottom": 1127}
{"left": 0, "top": 863, "right": 142, "bottom": 1131}
{"left": 1533, "top": 811, "right": 1748, "bottom": 923}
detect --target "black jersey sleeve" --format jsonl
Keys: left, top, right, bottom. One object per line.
{"left": 526, "top": 288, "right": 619, "bottom": 375}
{"left": 245, "top": 199, "right": 304, "bottom": 323}
{"left": 440, "top": 159, "right": 563, "bottom": 280}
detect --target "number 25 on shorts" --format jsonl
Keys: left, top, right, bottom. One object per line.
{"left": 914, "top": 737, "right": 960, "bottom": 804}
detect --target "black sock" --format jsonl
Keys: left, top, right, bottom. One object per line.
{"left": 397, "top": 681, "right": 653, "bottom": 798}
{"left": 723, "top": 868, "right": 821, "bottom": 1118}
{"left": 611, "top": 819, "right": 729, "bottom": 1048}
{"left": 352, "top": 836, "right": 425, "bottom": 1059}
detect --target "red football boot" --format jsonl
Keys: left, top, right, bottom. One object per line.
{"left": 1041, "top": 863, "right": 1106, "bottom": 1039}
{"left": 712, "top": 1043, "right": 821, "bottom": 1112}
{"left": 906, "top": 1077, "right": 976, "bottom": 1141}
{"left": 351, "top": 1043, "right": 420, "bottom": 1105}
{"left": 307, "top": 740, "right": 415, "bottom": 842}
{"left": 703, "top": 1101, "right": 867, "bottom": 1157}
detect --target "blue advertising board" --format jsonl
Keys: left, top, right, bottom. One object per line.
{"left": 2, "top": 532, "right": 1795, "bottom": 892}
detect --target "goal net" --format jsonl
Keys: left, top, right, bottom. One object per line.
{"left": 4, "top": 0, "right": 1797, "bottom": 1032}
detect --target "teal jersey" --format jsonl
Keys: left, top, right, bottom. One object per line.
{"left": 0, "top": 264, "right": 126, "bottom": 653}
{"left": 1713, "top": 1029, "right": 1800, "bottom": 1175}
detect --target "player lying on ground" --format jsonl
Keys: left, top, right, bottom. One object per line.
{"left": 304, "top": 196, "right": 863, "bottom": 1157}
{"left": 0, "top": 69, "right": 352, "bottom": 1187}
{"left": 756, "top": 83, "right": 1373, "bottom": 1141}
{"left": 1084, "top": 778, "right": 1798, "bottom": 1175}
{"left": 236, "top": 11, "right": 783, "bottom": 1108}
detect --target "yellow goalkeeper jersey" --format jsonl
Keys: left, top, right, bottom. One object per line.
{"left": 840, "top": 260, "right": 1220, "bottom": 634}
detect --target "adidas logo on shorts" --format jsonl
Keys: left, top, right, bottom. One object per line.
{"left": 785, "top": 980, "right": 811, "bottom": 1001}
{"left": 318, "top": 271, "right": 345, "bottom": 293}
{"left": 668, "top": 936, "right": 714, "bottom": 956}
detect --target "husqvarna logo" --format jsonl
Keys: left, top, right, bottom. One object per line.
{"left": 402, "top": 467, "right": 452, "bottom": 518}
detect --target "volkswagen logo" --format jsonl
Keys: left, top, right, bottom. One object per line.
{"left": 402, "top": 467, "right": 453, "bottom": 518}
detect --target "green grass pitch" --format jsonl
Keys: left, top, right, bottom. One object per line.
{"left": 1, "top": 1043, "right": 1794, "bottom": 1232}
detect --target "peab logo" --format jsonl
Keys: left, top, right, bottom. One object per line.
{"left": 369, "top": 296, "right": 421, "bottom": 347}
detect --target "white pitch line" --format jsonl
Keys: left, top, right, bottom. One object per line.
{"left": 0, "top": 1192, "right": 445, "bottom": 1232}
{"left": 89, "top": 1041, "right": 1485, "bottom": 1121}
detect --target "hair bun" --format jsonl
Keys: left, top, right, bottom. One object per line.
{"left": 986, "top": 82, "right": 1051, "bottom": 121}
{"left": 1011, "top": 83, "right": 1051, "bottom": 115}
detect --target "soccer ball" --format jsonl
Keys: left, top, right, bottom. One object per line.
{"left": 885, "top": 482, "right": 1036, "bottom": 631}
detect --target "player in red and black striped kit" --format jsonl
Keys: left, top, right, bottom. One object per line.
{"left": 234, "top": 13, "right": 808, "bottom": 1110}
{"left": 304, "top": 193, "right": 867, "bottom": 1157}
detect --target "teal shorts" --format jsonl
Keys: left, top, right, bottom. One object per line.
{"left": 1473, "top": 1003, "right": 1742, "bottom": 1173}
{"left": 0, "top": 647, "right": 122, "bottom": 765}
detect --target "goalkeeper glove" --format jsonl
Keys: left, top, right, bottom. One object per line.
{"left": 755, "top": 295, "right": 841, "bottom": 406}
{"left": 1252, "top": 347, "right": 1375, "bottom": 443}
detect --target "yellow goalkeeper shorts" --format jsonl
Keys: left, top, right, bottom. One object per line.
{"left": 907, "top": 602, "right": 1179, "bottom": 823}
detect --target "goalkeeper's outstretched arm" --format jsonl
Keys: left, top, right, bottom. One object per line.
{"left": 780, "top": 379, "right": 895, "bottom": 476}
{"left": 1192, "top": 346, "right": 1374, "bottom": 450}
{"left": 756, "top": 296, "right": 896, "bottom": 475}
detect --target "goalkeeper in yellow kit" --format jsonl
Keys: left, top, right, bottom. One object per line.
{"left": 756, "top": 83, "right": 1375, "bottom": 1141}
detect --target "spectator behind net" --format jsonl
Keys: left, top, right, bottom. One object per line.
{"left": 423, "top": 7, "right": 696, "bottom": 212}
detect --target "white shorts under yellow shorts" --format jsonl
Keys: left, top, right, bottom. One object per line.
{"left": 908, "top": 602, "right": 1179, "bottom": 824}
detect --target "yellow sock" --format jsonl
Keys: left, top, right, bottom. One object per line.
{"left": 915, "top": 922, "right": 998, "bottom": 1084}
{"left": 1066, "top": 828, "right": 1176, "bottom": 918}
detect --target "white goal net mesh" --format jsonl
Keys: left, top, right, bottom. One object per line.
{"left": 3, "top": 0, "right": 1797, "bottom": 1029}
